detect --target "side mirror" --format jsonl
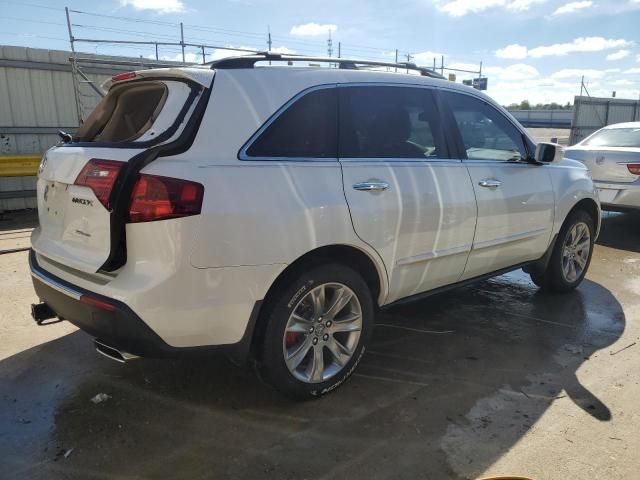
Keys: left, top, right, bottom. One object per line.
{"left": 535, "top": 142, "right": 564, "bottom": 163}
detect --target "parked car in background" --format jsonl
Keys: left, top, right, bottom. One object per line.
{"left": 565, "top": 122, "right": 640, "bottom": 212}
{"left": 30, "top": 53, "right": 600, "bottom": 399}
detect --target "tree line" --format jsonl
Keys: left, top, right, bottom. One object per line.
{"left": 505, "top": 100, "right": 573, "bottom": 110}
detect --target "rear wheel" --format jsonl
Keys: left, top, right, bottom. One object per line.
{"left": 259, "top": 264, "right": 374, "bottom": 399}
{"left": 530, "top": 210, "right": 595, "bottom": 293}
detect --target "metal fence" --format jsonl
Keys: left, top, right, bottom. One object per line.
{"left": 0, "top": 45, "right": 181, "bottom": 211}
{"left": 570, "top": 95, "right": 640, "bottom": 145}
{"left": 509, "top": 110, "right": 573, "bottom": 129}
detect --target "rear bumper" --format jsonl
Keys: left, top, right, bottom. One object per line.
{"left": 595, "top": 181, "right": 640, "bottom": 210}
{"left": 29, "top": 250, "right": 260, "bottom": 362}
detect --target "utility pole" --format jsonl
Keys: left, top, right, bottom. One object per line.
{"left": 338, "top": 42, "right": 341, "bottom": 58}
{"left": 441, "top": 55, "right": 444, "bottom": 76}
{"left": 406, "top": 53, "right": 412, "bottom": 73}
{"left": 201, "top": 45, "right": 206, "bottom": 64}
{"left": 267, "top": 25, "right": 272, "bottom": 51}
{"left": 395, "top": 49, "right": 398, "bottom": 72}
{"left": 155, "top": 42, "right": 159, "bottom": 61}
{"left": 180, "top": 22, "right": 185, "bottom": 63}
{"left": 327, "top": 30, "right": 333, "bottom": 57}
{"left": 479, "top": 61, "right": 483, "bottom": 78}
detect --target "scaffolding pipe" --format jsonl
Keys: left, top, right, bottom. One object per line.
{"left": 65, "top": 6, "right": 83, "bottom": 126}
{"left": 180, "top": 22, "right": 185, "bottom": 63}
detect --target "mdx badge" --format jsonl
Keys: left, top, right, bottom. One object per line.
{"left": 72, "top": 197, "right": 93, "bottom": 207}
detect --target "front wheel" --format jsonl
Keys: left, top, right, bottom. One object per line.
{"left": 530, "top": 210, "right": 595, "bottom": 293}
{"left": 259, "top": 264, "right": 374, "bottom": 399}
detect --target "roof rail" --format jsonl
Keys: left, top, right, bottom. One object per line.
{"left": 207, "top": 52, "right": 446, "bottom": 79}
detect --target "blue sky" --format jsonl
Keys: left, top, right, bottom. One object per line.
{"left": 1, "top": 0, "right": 640, "bottom": 105}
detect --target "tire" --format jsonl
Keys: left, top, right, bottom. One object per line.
{"left": 259, "top": 263, "right": 374, "bottom": 400}
{"left": 530, "top": 210, "right": 595, "bottom": 293}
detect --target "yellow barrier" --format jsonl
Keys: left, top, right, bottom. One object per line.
{"left": 0, "top": 155, "right": 42, "bottom": 177}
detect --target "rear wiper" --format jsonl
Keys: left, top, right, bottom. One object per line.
{"left": 57, "top": 130, "right": 73, "bottom": 144}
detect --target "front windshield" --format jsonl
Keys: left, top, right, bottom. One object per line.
{"left": 583, "top": 127, "right": 640, "bottom": 148}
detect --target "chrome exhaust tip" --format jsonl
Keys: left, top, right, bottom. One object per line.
{"left": 94, "top": 339, "right": 140, "bottom": 363}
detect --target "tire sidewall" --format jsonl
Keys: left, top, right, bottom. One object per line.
{"left": 260, "top": 264, "right": 374, "bottom": 399}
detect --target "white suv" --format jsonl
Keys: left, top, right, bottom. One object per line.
{"left": 30, "top": 54, "right": 600, "bottom": 398}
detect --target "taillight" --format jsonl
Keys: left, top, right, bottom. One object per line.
{"left": 111, "top": 71, "right": 136, "bottom": 82}
{"left": 74, "top": 159, "right": 124, "bottom": 209}
{"left": 128, "top": 174, "right": 204, "bottom": 223}
{"left": 627, "top": 164, "right": 640, "bottom": 175}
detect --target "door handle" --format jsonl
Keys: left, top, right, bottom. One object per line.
{"left": 478, "top": 179, "right": 502, "bottom": 189}
{"left": 353, "top": 181, "right": 390, "bottom": 192}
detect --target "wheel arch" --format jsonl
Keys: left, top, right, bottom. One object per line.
{"left": 249, "top": 243, "right": 387, "bottom": 359}
{"left": 566, "top": 198, "right": 601, "bottom": 238}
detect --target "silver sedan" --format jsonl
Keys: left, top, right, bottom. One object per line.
{"left": 565, "top": 122, "right": 640, "bottom": 212}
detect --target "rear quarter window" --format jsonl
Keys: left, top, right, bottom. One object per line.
{"left": 244, "top": 87, "right": 338, "bottom": 159}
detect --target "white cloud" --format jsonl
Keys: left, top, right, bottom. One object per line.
{"left": 624, "top": 67, "right": 640, "bottom": 74}
{"left": 485, "top": 63, "right": 540, "bottom": 80}
{"left": 495, "top": 37, "right": 632, "bottom": 59}
{"left": 530, "top": 37, "right": 631, "bottom": 57}
{"left": 270, "top": 46, "right": 296, "bottom": 54}
{"left": 437, "top": 0, "right": 505, "bottom": 16}
{"left": 119, "top": 0, "right": 185, "bottom": 13}
{"left": 606, "top": 49, "right": 631, "bottom": 61}
{"left": 290, "top": 23, "right": 337, "bottom": 37}
{"left": 447, "top": 62, "right": 484, "bottom": 73}
{"left": 436, "top": 0, "right": 546, "bottom": 16}
{"left": 413, "top": 51, "right": 446, "bottom": 64}
{"left": 611, "top": 79, "right": 635, "bottom": 86}
{"left": 552, "top": 1, "right": 592, "bottom": 15}
{"left": 508, "top": 0, "right": 547, "bottom": 11}
{"left": 496, "top": 44, "right": 528, "bottom": 59}
{"left": 551, "top": 68, "right": 607, "bottom": 79}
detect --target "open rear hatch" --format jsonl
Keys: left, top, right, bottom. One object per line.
{"left": 31, "top": 68, "right": 213, "bottom": 274}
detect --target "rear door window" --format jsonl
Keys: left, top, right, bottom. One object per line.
{"left": 244, "top": 87, "right": 338, "bottom": 159}
{"left": 338, "top": 86, "right": 446, "bottom": 159}
{"left": 74, "top": 80, "right": 199, "bottom": 145}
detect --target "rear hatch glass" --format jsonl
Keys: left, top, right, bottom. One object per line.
{"left": 31, "top": 73, "right": 211, "bottom": 274}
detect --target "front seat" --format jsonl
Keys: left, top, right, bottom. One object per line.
{"left": 365, "top": 106, "right": 425, "bottom": 158}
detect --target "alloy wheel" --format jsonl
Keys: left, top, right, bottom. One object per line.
{"left": 561, "top": 221, "right": 591, "bottom": 283}
{"left": 282, "top": 283, "right": 362, "bottom": 384}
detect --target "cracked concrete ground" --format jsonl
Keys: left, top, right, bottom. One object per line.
{"left": 1, "top": 209, "right": 639, "bottom": 479}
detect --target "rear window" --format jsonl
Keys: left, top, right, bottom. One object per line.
{"left": 583, "top": 128, "right": 640, "bottom": 148}
{"left": 74, "top": 80, "right": 194, "bottom": 144}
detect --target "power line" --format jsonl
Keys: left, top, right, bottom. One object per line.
{"left": 0, "top": 31, "right": 68, "bottom": 42}
{"left": 0, "top": 16, "right": 65, "bottom": 26}
{"left": 0, "top": 0, "right": 60, "bottom": 11}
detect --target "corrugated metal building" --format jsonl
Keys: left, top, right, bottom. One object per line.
{"left": 0, "top": 45, "right": 180, "bottom": 210}
{"left": 570, "top": 95, "right": 640, "bottom": 145}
